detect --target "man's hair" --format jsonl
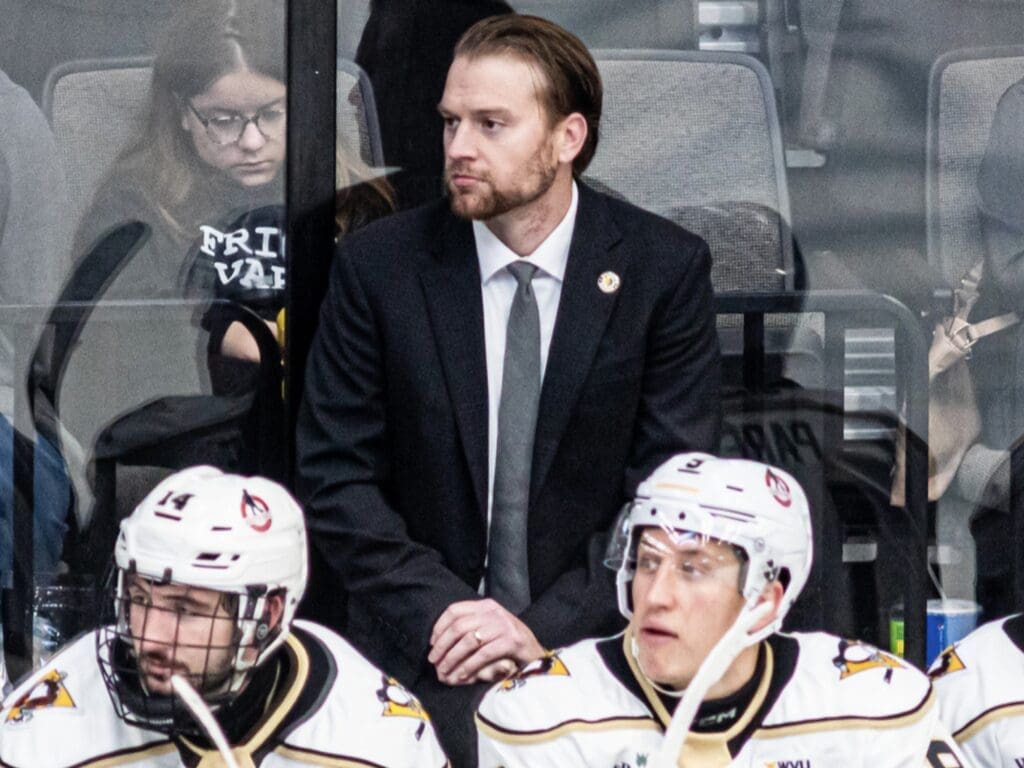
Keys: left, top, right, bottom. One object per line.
{"left": 454, "top": 14, "right": 602, "bottom": 175}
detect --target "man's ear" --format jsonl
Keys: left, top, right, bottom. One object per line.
{"left": 265, "top": 592, "right": 286, "bottom": 633}
{"left": 556, "top": 112, "right": 588, "bottom": 165}
{"left": 752, "top": 580, "right": 785, "bottom": 634}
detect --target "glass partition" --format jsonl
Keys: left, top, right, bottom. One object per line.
{"left": 0, "top": 0, "right": 288, "bottom": 682}
{"left": 2, "top": 0, "right": 1023, "bottom": 703}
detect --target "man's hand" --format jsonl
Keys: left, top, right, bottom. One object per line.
{"left": 428, "top": 599, "right": 545, "bottom": 686}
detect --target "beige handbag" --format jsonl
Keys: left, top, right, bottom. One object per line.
{"left": 891, "top": 261, "right": 1018, "bottom": 506}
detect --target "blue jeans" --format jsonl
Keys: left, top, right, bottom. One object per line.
{"left": 0, "top": 417, "right": 71, "bottom": 587}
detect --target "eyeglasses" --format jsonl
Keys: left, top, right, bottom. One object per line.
{"left": 186, "top": 100, "right": 286, "bottom": 145}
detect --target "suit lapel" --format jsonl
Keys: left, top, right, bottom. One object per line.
{"left": 419, "top": 213, "right": 489, "bottom": 517}
{"left": 531, "top": 186, "right": 626, "bottom": 502}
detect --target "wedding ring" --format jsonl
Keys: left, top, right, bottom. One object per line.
{"left": 473, "top": 629, "right": 484, "bottom": 645}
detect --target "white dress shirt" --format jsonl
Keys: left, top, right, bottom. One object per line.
{"left": 474, "top": 181, "right": 579, "bottom": 536}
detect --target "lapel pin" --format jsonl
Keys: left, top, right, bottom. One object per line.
{"left": 597, "top": 271, "right": 621, "bottom": 294}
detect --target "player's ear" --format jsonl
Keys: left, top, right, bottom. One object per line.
{"left": 265, "top": 592, "right": 285, "bottom": 632}
{"left": 751, "top": 581, "right": 785, "bottom": 633}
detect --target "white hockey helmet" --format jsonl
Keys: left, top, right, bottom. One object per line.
{"left": 98, "top": 465, "right": 308, "bottom": 732}
{"left": 607, "top": 452, "right": 812, "bottom": 640}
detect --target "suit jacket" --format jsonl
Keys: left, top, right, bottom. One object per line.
{"left": 296, "top": 181, "right": 721, "bottom": 685}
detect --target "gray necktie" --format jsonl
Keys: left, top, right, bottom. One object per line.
{"left": 487, "top": 261, "right": 540, "bottom": 613}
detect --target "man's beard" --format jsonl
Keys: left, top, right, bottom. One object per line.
{"left": 446, "top": 149, "right": 558, "bottom": 221}
{"left": 134, "top": 644, "right": 234, "bottom": 697}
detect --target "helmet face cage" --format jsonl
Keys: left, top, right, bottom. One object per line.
{"left": 95, "top": 465, "right": 308, "bottom": 735}
{"left": 97, "top": 566, "right": 276, "bottom": 736}
{"left": 609, "top": 454, "right": 812, "bottom": 641}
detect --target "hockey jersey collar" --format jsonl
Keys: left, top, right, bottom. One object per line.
{"left": 176, "top": 625, "right": 336, "bottom": 766}
{"left": 597, "top": 629, "right": 799, "bottom": 762}
{"left": 1003, "top": 612, "right": 1024, "bottom": 654}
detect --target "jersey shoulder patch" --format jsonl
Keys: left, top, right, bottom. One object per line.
{"left": 477, "top": 637, "right": 653, "bottom": 741}
{"left": 1, "top": 632, "right": 98, "bottom": 723}
{"left": 284, "top": 621, "right": 448, "bottom": 767}
{"left": 929, "top": 615, "right": 1024, "bottom": 741}
{"left": 0, "top": 631, "right": 174, "bottom": 768}
{"left": 4, "top": 669, "right": 76, "bottom": 724}
{"left": 929, "top": 615, "right": 1020, "bottom": 679}
{"left": 763, "top": 632, "right": 931, "bottom": 728}
{"left": 496, "top": 649, "right": 572, "bottom": 693}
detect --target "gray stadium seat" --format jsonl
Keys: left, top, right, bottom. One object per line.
{"left": 585, "top": 50, "right": 822, "bottom": 387}
{"left": 587, "top": 49, "right": 795, "bottom": 293}
{"left": 926, "top": 46, "right": 1024, "bottom": 598}
{"left": 42, "top": 58, "right": 151, "bottom": 229}
{"left": 337, "top": 0, "right": 371, "bottom": 60}
{"left": 927, "top": 46, "right": 1024, "bottom": 288}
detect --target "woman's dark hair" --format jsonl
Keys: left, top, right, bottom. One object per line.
{"left": 107, "top": 0, "right": 286, "bottom": 238}
{"left": 100, "top": 0, "right": 393, "bottom": 241}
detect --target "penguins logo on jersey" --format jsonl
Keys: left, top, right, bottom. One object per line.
{"left": 241, "top": 489, "right": 272, "bottom": 532}
{"left": 500, "top": 651, "right": 570, "bottom": 692}
{"left": 376, "top": 676, "right": 429, "bottom": 739}
{"left": 5, "top": 670, "right": 76, "bottom": 724}
{"left": 832, "top": 639, "right": 902, "bottom": 682}
{"left": 929, "top": 646, "right": 966, "bottom": 679}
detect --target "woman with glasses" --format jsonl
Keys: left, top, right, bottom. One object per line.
{"left": 74, "top": 0, "right": 390, "bottom": 338}
{"left": 75, "top": 0, "right": 288, "bottom": 297}
{"left": 57, "top": 0, "right": 389, "bottom": 530}
{"left": 71, "top": 0, "right": 391, "bottom": 373}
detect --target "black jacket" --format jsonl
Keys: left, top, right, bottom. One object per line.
{"left": 296, "top": 181, "right": 721, "bottom": 686}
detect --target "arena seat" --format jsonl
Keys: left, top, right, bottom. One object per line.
{"left": 927, "top": 46, "right": 1024, "bottom": 606}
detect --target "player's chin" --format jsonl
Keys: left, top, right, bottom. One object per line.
{"left": 641, "top": 658, "right": 689, "bottom": 691}
{"left": 638, "top": 644, "right": 689, "bottom": 684}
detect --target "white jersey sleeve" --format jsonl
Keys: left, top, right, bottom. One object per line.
{"left": 478, "top": 723, "right": 590, "bottom": 768}
{"left": 476, "top": 639, "right": 662, "bottom": 768}
{"left": 746, "top": 633, "right": 965, "bottom": 768}
{"left": 276, "top": 621, "right": 449, "bottom": 768}
{"left": 0, "top": 631, "right": 176, "bottom": 768}
{"left": 929, "top": 614, "right": 1024, "bottom": 768}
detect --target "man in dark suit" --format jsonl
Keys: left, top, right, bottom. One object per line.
{"left": 297, "top": 14, "right": 721, "bottom": 765}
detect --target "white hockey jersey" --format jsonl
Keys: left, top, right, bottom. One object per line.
{"left": 930, "top": 612, "right": 1024, "bottom": 767}
{"left": 0, "top": 619, "right": 448, "bottom": 768}
{"left": 477, "top": 630, "right": 967, "bottom": 768}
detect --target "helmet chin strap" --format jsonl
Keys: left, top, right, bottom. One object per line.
{"left": 629, "top": 635, "right": 686, "bottom": 700}
{"left": 648, "top": 599, "right": 775, "bottom": 768}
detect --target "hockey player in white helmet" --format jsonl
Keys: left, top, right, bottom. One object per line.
{"left": 929, "top": 612, "right": 1024, "bottom": 765}
{"left": 475, "top": 453, "right": 968, "bottom": 767}
{"left": 0, "top": 466, "right": 448, "bottom": 768}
